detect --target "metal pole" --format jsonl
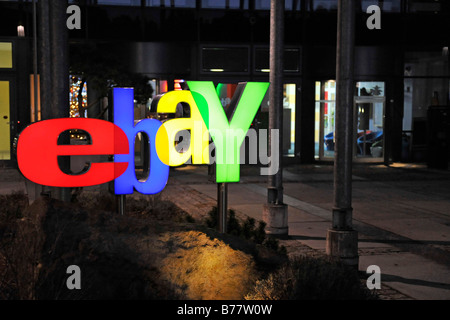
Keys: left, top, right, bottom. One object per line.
{"left": 334, "top": 0, "right": 355, "bottom": 230}
{"left": 268, "top": 0, "right": 284, "bottom": 205}
{"left": 32, "top": 0, "right": 38, "bottom": 122}
{"left": 263, "top": 0, "right": 288, "bottom": 237}
{"left": 268, "top": 0, "right": 284, "bottom": 204}
{"left": 118, "top": 194, "right": 126, "bottom": 216}
{"left": 50, "top": 0, "right": 70, "bottom": 119}
{"left": 53, "top": 0, "right": 71, "bottom": 202}
{"left": 326, "top": 0, "right": 358, "bottom": 268}
{"left": 218, "top": 183, "right": 227, "bottom": 233}
{"left": 37, "top": 0, "right": 51, "bottom": 120}
{"left": 38, "top": 1, "right": 71, "bottom": 201}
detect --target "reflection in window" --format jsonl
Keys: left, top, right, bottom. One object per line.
{"left": 69, "top": 75, "right": 88, "bottom": 118}
{"left": 314, "top": 80, "right": 336, "bottom": 159}
{"left": 356, "top": 82, "right": 384, "bottom": 97}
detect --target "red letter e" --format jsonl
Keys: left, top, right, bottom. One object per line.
{"left": 17, "top": 118, "right": 129, "bottom": 187}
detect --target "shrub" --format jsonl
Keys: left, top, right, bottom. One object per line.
{"left": 0, "top": 192, "right": 28, "bottom": 234}
{"left": 74, "top": 191, "right": 195, "bottom": 223}
{"left": 245, "top": 255, "right": 378, "bottom": 300}
{"left": 205, "top": 206, "right": 285, "bottom": 253}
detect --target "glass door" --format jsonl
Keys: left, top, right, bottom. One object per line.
{"left": 354, "top": 82, "right": 385, "bottom": 161}
{"left": 315, "top": 80, "right": 336, "bottom": 160}
{"left": 315, "top": 80, "right": 385, "bottom": 161}
{"left": 0, "top": 80, "right": 11, "bottom": 161}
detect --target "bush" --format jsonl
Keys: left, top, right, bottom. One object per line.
{"left": 245, "top": 255, "right": 378, "bottom": 300}
{"left": 205, "top": 206, "right": 285, "bottom": 253}
{"left": 0, "top": 192, "right": 30, "bottom": 299}
{"left": 0, "top": 192, "right": 28, "bottom": 235}
{"left": 74, "top": 191, "right": 195, "bottom": 223}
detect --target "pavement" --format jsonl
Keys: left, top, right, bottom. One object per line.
{"left": 1, "top": 161, "right": 450, "bottom": 300}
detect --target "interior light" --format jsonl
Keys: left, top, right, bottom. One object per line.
{"left": 17, "top": 25, "right": 25, "bottom": 37}
{"left": 261, "top": 69, "right": 271, "bottom": 73}
{"left": 210, "top": 69, "right": 224, "bottom": 72}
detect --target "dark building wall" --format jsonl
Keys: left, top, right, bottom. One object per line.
{"left": 1, "top": 1, "right": 449, "bottom": 165}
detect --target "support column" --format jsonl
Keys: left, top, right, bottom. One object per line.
{"left": 38, "top": 0, "right": 71, "bottom": 202}
{"left": 326, "top": 0, "right": 358, "bottom": 268}
{"left": 264, "top": 0, "right": 288, "bottom": 237}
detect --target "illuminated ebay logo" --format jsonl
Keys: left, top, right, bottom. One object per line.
{"left": 17, "top": 81, "right": 269, "bottom": 195}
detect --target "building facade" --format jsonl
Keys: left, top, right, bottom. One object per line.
{"left": 0, "top": 0, "right": 449, "bottom": 168}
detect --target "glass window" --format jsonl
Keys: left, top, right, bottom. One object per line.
{"left": 242, "top": 83, "right": 297, "bottom": 156}
{"left": 313, "top": 0, "right": 337, "bottom": 11}
{"left": 69, "top": 75, "right": 88, "bottom": 118}
{"left": 315, "top": 80, "right": 386, "bottom": 160}
{"left": 201, "top": 0, "right": 248, "bottom": 9}
{"left": 315, "top": 0, "right": 401, "bottom": 12}
{"left": 173, "top": 0, "right": 196, "bottom": 7}
{"left": 283, "top": 84, "right": 296, "bottom": 155}
{"left": 254, "top": 0, "right": 301, "bottom": 10}
{"left": 147, "top": 0, "right": 196, "bottom": 7}
{"left": 403, "top": 50, "right": 449, "bottom": 156}
{"left": 254, "top": 0, "right": 270, "bottom": 10}
{"left": 355, "top": 82, "right": 385, "bottom": 159}
{"left": 404, "top": 51, "right": 449, "bottom": 77}
{"left": 147, "top": 0, "right": 168, "bottom": 6}
{"left": 254, "top": 47, "right": 301, "bottom": 73}
{"left": 202, "top": 47, "right": 249, "bottom": 73}
{"left": 0, "top": 42, "right": 13, "bottom": 69}
{"left": 97, "top": 0, "right": 141, "bottom": 5}
{"left": 407, "top": 0, "right": 443, "bottom": 13}
{"left": 356, "top": 81, "right": 385, "bottom": 97}
{"left": 315, "top": 80, "right": 336, "bottom": 159}
{"left": 403, "top": 78, "right": 449, "bottom": 128}
{"left": 361, "top": 0, "right": 401, "bottom": 12}
{"left": 0, "top": 81, "right": 10, "bottom": 160}
{"left": 254, "top": 48, "right": 270, "bottom": 73}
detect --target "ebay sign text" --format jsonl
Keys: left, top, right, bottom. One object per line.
{"left": 17, "top": 81, "right": 270, "bottom": 195}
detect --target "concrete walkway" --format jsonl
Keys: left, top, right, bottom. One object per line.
{"left": 162, "top": 163, "right": 450, "bottom": 300}
{"left": 1, "top": 162, "right": 450, "bottom": 300}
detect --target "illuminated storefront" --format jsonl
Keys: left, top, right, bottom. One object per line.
{"left": 315, "top": 80, "right": 386, "bottom": 162}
